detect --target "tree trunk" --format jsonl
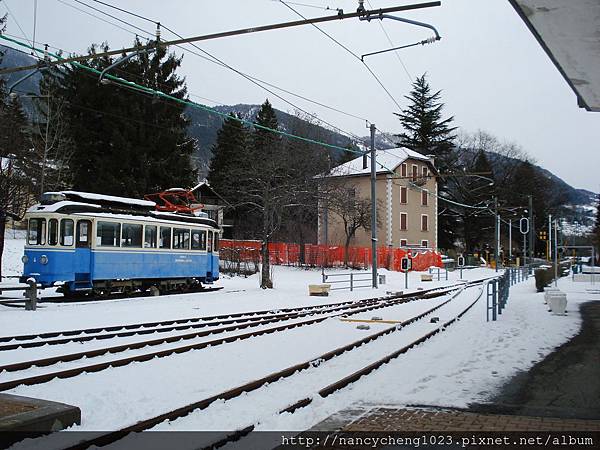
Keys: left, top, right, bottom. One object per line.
{"left": 344, "top": 235, "right": 352, "bottom": 268}
{"left": 260, "top": 240, "right": 273, "bottom": 289}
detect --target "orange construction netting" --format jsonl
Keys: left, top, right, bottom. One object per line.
{"left": 220, "top": 240, "right": 442, "bottom": 271}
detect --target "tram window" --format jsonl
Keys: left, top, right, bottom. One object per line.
{"left": 48, "top": 219, "right": 59, "bottom": 246}
{"left": 144, "top": 225, "right": 157, "bottom": 248}
{"left": 191, "top": 229, "right": 207, "bottom": 250}
{"left": 214, "top": 232, "right": 219, "bottom": 252}
{"left": 97, "top": 221, "right": 121, "bottom": 247}
{"left": 207, "top": 231, "right": 213, "bottom": 252}
{"left": 160, "top": 227, "right": 171, "bottom": 249}
{"left": 121, "top": 223, "right": 142, "bottom": 248}
{"left": 60, "top": 219, "right": 74, "bottom": 246}
{"left": 173, "top": 228, "right": 190, "bottom": 249}
{"left": 27, "top": 218, "right": 46, "bottom": 245}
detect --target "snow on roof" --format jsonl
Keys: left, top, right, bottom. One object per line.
{"left": 61, "top": 191, "right": 156, "bottom": 208}
{"left": 327, "top": 147, "right": 431, "bottom": 178}
{"left": 28, "top": 201, "right": 102, "bottom": 213}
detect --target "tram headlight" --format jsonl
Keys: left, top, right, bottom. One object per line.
{"left": 40, "top": 255, "right": 49, "bottom": 265}
{"left": 21, "top": 255, "right": 29, "bottom": 264}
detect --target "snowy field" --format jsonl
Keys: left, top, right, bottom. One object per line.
{"left": 2, "top": 233, "right": 599, "bottom": 449}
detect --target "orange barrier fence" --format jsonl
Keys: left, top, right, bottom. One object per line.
{"left": 220, "top": 240, "right": 443, "bottom": 271}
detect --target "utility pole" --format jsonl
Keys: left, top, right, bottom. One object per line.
{"left": 494, "top": 196, "right": 499, "bottom": 272}
{"left": 528, "top": 195, "right": 533, "bottom": 265}
{"left": 553, "top": 218, "right": 558, "bottom": 286}
{"left": 370, "top": 123, "right": 378, "bottom": 288}
{"left": 548, "top": 214, "right": 552, "bottom": 261}
{"left": 509, "top": 218, "right": 512, "bottom": 260}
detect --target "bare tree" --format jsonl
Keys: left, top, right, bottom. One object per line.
{"left": 325, "top": 182, "right": 377, "bottom": 267}
{"left": 30, "top": 85, "right": 75, "bottom": 193}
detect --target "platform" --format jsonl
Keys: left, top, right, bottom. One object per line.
{"left": 0, "top": 393, "right": 81, "bottom": 447}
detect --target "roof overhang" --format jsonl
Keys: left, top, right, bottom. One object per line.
{"left": 508, "top": 0, "right": 600, "bottom": 112}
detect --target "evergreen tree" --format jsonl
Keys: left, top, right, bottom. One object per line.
{"left": 56, "top": 40, "right": 196, "bottom": 198}
{"left": 395, "top": 73, "right": 457, "bottom": 166}
{"left": 395, "top": 73, "right": 458, "bottom": 250}
{"left": 1, "top": 16, "right": 33, "bottom": 278}
{"left": 207, "top": 113, "right": 248, "bottom": 199}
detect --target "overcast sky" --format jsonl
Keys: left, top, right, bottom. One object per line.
{"left": 2, "top": 0, "right": 599, "bottom": 193}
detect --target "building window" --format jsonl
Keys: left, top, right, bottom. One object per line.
{"left": 421, "top": 214, "right": 429, "bottom": 231}
{"left": 400, "top": 213, "right": 408, "bottom": 231}
{"left": 421, "top": 240, "right": 429, "bottom": 248}
{"left": 401, "top": 163, "right": 407, "bottom": 177}
{"left": 412, "top": 164, "right": 418, "bottom": 181}
{"left": 400, "top": 239, "right": 407, "bottom": 247}
{"left": 421, "top": 189, "right": 428, "bottom": 206}
{"left": 400, "top": 186, "right": 407, "bottom": 204}
{"left": 422, "top": 166, "right": 429, "bottom": 178}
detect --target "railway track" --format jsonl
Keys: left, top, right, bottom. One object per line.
{"left": 0, "top": 285, "right": 462, "bottom": 392}
{"left": 0, "top": 298, "right": 388, "bottom": 351}
{"left": 47, "top": 282, "right": 487, "bottom": 450}
{"left": 0, "top": 282, "right": 458, "bottom": 348}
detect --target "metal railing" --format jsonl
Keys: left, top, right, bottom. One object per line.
{"left": 321, "top": 270, "right": 372, "bottom": 291}
{"left": 486, "top": 266, "right": 529, "bottom": 322}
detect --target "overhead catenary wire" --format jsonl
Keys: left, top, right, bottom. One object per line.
{"left": 0, "top": 34, "right": 370, "bottom": 157}
{"left": 366, "top": 0, "right": 412, "bottom": 81}
{"left": 68, "top": 0, "right": 368, "bottom": 142}
{"left": 278, "top": 0, "right": 404, "bottom": 111}
{"left": 1, "top": 0, "right": 34, "bottom": 48}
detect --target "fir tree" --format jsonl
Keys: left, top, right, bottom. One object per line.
{"left": 56, "top": 40, "right": 196, "bottom": 198}
{"left": 395, "top": 73, "right": 457, "bottom": 166}
{"left": 207, "top": 113, "right": 248, "bottom": 199}
{"left": 395, "top": 73, "right": 458, "bottom": 250}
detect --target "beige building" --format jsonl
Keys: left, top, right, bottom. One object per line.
{"left": 319, "top": 147, "right": 438, "bottom": 250}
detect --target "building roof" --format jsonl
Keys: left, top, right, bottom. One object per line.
{"left": 508, "top": 0, "right": 600, "bottom": 112}
{"left": 326, "top": 147, "right": 432, "bottom": 178}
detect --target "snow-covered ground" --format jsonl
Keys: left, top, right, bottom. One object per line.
{"left": 2, "top": 234, "right": 599, "bottom": 449}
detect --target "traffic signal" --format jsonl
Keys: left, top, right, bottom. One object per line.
{"left": 401, "top": 257, "right": 412, "bottom": 271}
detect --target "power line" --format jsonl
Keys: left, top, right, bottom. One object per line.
{"left": 70, "top": 0, "right": 368, "bottom": 141}
{"left": 0, "top": 34, "right": 369, "bottom": 157}
{"left": 55, "top": 0, "right": 150, "bottom": 38}
{"left": 366, "top": 0, "right": 412, "bottom": 81}
{"left": 1, "top": 0, "right": 34, "bottom": 48}
{"left": 278, "top": 0, "right": 404, "bottom": 111}
{"left": 0, "top": 3, "right": 440, "bottom": 74}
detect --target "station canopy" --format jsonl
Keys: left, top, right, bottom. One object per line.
{"left": 509, "top": 0, "right": 600, "bottom": 112}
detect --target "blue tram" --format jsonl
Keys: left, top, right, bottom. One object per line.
{"left": 20, "top": 191, "right": 220, "bottom": 296}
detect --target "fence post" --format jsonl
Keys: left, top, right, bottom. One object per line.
{"left": 350, "top": 273, "right": 354, "bottom": 291}
{"left": 25, "top": 278, "right": 37, "bottom": 311}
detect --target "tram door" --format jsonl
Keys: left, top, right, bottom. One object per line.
{"left": 74, "top": 219, "right": 93, "bottom": 289}
{"left": 207, "top": 230, "right": 214, "bottom": 281}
